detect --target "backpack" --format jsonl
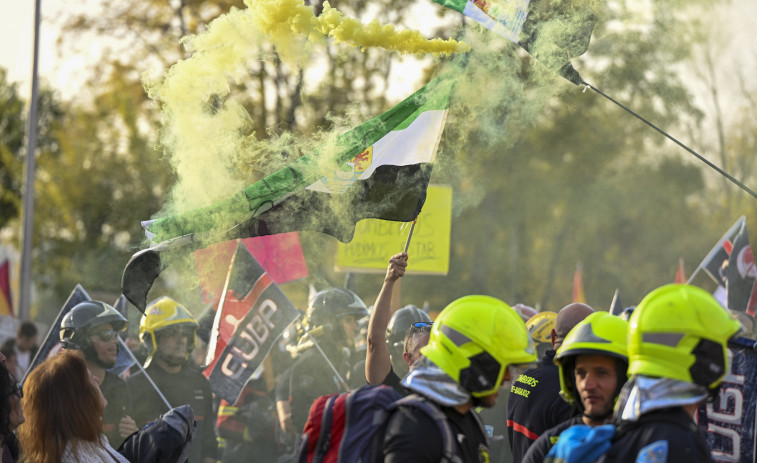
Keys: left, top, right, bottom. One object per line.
{"left": 296, "top": 384, "right": 464, "bottom": 463}
{"left": 544, "top": 424, "right": 616, "bottom": 463}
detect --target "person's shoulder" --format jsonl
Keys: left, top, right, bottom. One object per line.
{"left": 385, "top": 402, "right": 442, "bottom": 440}
{"left": 101, "top": 371, "right": 128, "bottom": 391}
{"left": 180, "top": 363, "right": 208, "bottom": 378}
{"left": 383, "top": 403, "right": 444, "bottom": 462}
{"left": 104, "top": 370, "right": 126, "bottom": 383}
{"left": 604, "top": 409, "right": 709, "bottom": 462}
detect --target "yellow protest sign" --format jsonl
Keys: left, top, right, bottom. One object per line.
{"left": 336, "top": 185, "right": 451, "bottom": 274}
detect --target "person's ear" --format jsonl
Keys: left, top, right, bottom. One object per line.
{"left": 402, "top": 351, "right": 413, "bottom": 367}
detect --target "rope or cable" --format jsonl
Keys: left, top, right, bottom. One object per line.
{"left": 583, "top": 81, "right": 757, "bottom": 200}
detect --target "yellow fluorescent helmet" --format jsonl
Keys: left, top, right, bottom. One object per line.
{"left": 140, "top": 296, "right": 199, "bottom": 358}
{"left": 554, "top": 312, "right": 629, "bottom": 407}
{"left": 421, "top": 295, "right": 536, "bottom": 398}
{"left": 526, "top": 312, "right": 557, "bottom": 344}
{"left": 628, "top": 284, "right": 742, "bottom": 390}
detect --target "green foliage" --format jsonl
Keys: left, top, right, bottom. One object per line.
{"left": 6, "top": 0, "right": 757, "bottom": 322}
{"left": 0, "top": 69, "right": 26, "bottom": 228}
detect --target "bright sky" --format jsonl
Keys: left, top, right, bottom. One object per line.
{"left": 1, "top": 0, "right": 756, "bottom": 110}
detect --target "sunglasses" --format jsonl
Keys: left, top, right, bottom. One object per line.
{"left": 91, "top": 329, "right": 119, "bottom": 342}
{"left": 411, "top": 322, "right": 433, "bottom": 328}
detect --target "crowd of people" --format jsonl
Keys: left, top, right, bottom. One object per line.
{"left": 0, "top": 250, "right": 747, "bottom": 462}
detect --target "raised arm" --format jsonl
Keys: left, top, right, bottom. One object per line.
{"left": 365, "top": 252, "right": 408, "bottom": 384}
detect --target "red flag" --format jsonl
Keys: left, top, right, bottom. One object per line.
{"left": 194, "top": 233, "right": 308, "bottom": 304}
{"left": 674, "top": 258, "right": 687, "bottom": 284}
{"left": 572, "top": 262, "right": 586, "bottom": 303}
{"left": 0, "top": 260, "right": 13, "bottom": 317}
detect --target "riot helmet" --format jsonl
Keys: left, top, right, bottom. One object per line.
{"left": 60, "top": 301, "right": 127, "bottom": 368}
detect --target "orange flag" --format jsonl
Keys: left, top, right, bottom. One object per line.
{"left": 572, "top": 262, "right": 586, "bottom": 303}
{"left": 674, "top": 258, "right": 687, "bottom": 284}
{"left": 0, "top": 260, "right": 13, "bottom": 317}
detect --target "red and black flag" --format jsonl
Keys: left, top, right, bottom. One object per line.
{"left": 724, "top": 221, "right": 757, "bottom": 316}
{"left": 204, "top": 241, "right": 300, "bottom": 404}
{"left": 692, "top": 216, "right": 744, "bottom": 286}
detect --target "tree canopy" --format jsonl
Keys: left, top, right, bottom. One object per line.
{"left": 1, "top": 0, "right": 756, "bottom": 322}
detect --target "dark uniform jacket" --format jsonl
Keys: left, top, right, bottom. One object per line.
{"left": 101, "top": 371, "right": 134, "bottom": 449}
{"left": 596, "top": 408, "right": 712, "bottom": 463}
{"left": 522, "top": 416, "right": 584, "bottom": 463}
{"left": 381, "top": 401, "right": 491, "bottom": 463}
{"left": 506, "top": 350, "right": 573, "bottom": 462}
{"left": 127, "top": 363, "right": 217, "bottom": 463}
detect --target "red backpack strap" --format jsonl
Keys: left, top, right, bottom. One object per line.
{"left": 301, "top": 393, "right": 340, "bottom": 463}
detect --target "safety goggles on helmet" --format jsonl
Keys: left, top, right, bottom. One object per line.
{"left": 90, "top": 329, "right": 120, "bottom": 343}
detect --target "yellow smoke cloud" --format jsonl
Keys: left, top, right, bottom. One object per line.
{"left": 144, "top": 0, "right": 469, "bottom": 214}
{"left": 315, "top": 2, "right": 470, "bottom": 55}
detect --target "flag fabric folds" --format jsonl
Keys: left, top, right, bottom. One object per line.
{"left": 204, "top": 241, "right": 300, "bottom": 404}
{"left": 694, "top": 216, "right": 744, "bottom": 286}
{"left": 0, "top": 259, "right": 12, "bottom": 317}
{"left": 724, "top": 221, "right": 757, "bottom": 316}
{"left": 122, "top": 74, "right": 455, "bottom": 311}
{"left": 144, "top": 74, "right": 455, "bottom": 245}
{"left": 431, "top": 0, "right": 595, "bottom": 84}
{"left": 433, "top": 0, "right": 530, "bottom": 42}
{"left": 23, "top": 285, "right": 91, "bottom": 383}
{"left": 194, "top": 234, "right": 308, "bottom": 305}
{"left": 572, "top": 262, "right": 585, "bottom": 303}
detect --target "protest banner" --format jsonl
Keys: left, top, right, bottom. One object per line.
{"left": 335, "top": 184, "right": 452, "bottom": 274}
{"left": 698, "top": 337, "right": 757, "bottom": 463}
{"left": 205, "top": 241, "right": 300, "bottom": 403}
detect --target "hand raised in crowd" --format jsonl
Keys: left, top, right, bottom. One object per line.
{"left": 385, "top": 252, "right": 408, "bottom": 283}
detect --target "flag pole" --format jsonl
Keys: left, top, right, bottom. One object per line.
{"left": 18, "top": 0, "right": 43, "bottom": 321}
{"left": 204, "top": 241, "right": 239, "bottom": 367}
{"left": 118, "top": 337, "right": 172, "bottom": 410}
{"left": 583, "top": 83, "right": 757, "bottom": 200}
{"left": 303, "top": 329, "right": 350, "bottom": 392}
{"left": 403, "top": 217, "right": 418, "bottom": 253}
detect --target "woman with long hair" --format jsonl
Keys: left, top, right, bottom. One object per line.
{"left": 0, "top": 351, "right": 23, "bottom": 463}
{"left": 17, "top": 350, "right": 129, "bottom": 463}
